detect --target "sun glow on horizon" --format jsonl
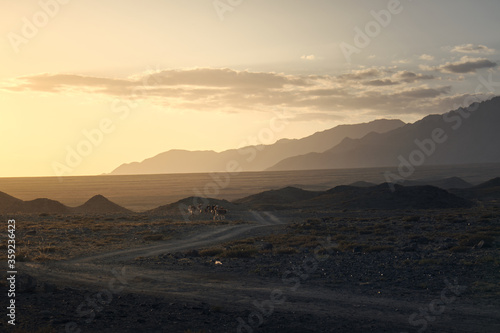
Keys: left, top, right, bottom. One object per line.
{"left": 1, "top": 0, "right": 499, "bottom": 177}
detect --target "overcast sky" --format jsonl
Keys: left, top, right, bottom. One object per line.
{"left": 1, "top": 0, "right": 499, "bottom": 177}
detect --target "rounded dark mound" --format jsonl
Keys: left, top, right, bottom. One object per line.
{"left": 233, "top": 186, "right": 322, "bottom": 209}
{"left": 300, "top": 184, "right": 473, "bottom": 210}
{"left": 0, "top": 191, "right": 23, "bottom": 212}
{"left": 18, "top": 198, "right": 70, "bottom": 214}
{"left": 73, "top": 195, "right": 131, "bottom": 214}
{"left": 474, "top": 177, "right": 500, "bottom": 189}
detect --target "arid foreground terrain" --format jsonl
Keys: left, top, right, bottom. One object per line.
{"left": 1, "top": 182, "right": 500, "bottom": 333}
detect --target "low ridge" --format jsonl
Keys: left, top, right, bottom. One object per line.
{"left": 73, "top": 195, "right": 132, "bottom": 214}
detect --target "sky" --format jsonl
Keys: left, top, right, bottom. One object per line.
{"left": 1, "top": 0, "right": 499, "bottom": 177}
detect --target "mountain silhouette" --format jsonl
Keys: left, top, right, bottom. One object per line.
{"left": 451, "top": 177, "right": 500, "bottom": 200}
{"left": 109, "top": 119, "right": 404, "bottom": 175}
{"left": 0, "top": 192, "right": 130, "bottom": 214}
{"left": 233, "top": 186, "right": 323, "bottom": 210}
{"left": 3, "top": 197, "right": 70, "bottom": 214}
{"left": 234, "top": 184, "right": 474, "bottom": 210}
{"left": 268, "top": 97, "right": 500, "bottom": 171}
{"left": 0, "top": 191, "right": 24, "bottom": 212}
{"left": 73, "top": 195, "right": 132, "bottom": 214}
{"left": 396, "top": 177, "right": 472, "bottom": 190}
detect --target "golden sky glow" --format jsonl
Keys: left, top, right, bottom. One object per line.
{"left": 1, "top": 0, "right": 499, "bottom": 177}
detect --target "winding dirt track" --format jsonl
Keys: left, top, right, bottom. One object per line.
{"left": 18, "top": 220, "right": 500, "bottom": 333}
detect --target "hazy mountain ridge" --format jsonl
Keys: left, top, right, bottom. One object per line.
{"left": 109, "top": 119, "right": 405, "bottom": 175}
{"left": 269, "top": 97, "right": 500, "bottom": 171}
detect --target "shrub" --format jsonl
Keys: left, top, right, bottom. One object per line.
{"left": 143, "top": 234, "right": 163, "bottom": 241}
{"left": 199, "top": 248, "right": 224, "bottom": 257}
{"left": 223, "top": 245, "right": 257, "bottom": 258}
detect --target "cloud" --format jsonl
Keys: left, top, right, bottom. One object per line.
{"left": 362, "top": 79, "right": 399, "bottom": 86}
{"left": 300, "top": 55, "right": 316, "bottom": 60}
{"left": 438, "top": 56, "right": 497, "bottom": 73}
{"left": 451, "top": 44, "right": 495, "bottom": 54}
{"left": 419, "top": 54, "right": 434, "bottom": 61}
{"left": 394, "top": 86, "right": 451, "bottom": 99}
{"left": 394, "top": 71, "right": 435, "bottom": 83}
{"left": 288, "top": 112, "right": 346, "bottom": 122}
{"left": 5, "top": 68, "right": 310, "bottom": 94}
{"left": 394, "top": 59, "right": 411, "bottom": 64}
{"left": 337, "top": 68, "right": 383, "bottom": 81}
{"left": 1, "top": 67, "right": 460, "bottom": 119}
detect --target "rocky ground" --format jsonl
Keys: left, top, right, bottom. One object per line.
{"left": 1, "top": 207, "right": 499, "bottom": 333}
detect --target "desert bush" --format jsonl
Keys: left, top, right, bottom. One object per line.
{"left": 222, "top": 245, "right": 257, "bottom": 258}
{"left": 185, "top": 249, "right": 200, "bottom": 257}
{"left": 199, "top": 248, "right": 224, "bottom": 257}
{"left": 143, "top": 234, "right": 164, "bottom": 241}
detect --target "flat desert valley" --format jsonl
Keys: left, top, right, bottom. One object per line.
{"left": 1, "top": 165, "right": 500, "bottom": 332}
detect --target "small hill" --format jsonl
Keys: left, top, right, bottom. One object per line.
{"left": 0, "top": 192, "right": 70, "bottom": 214}
{"left": 0, "top": 191, "right": 24, "bottom": 212}
{"left": 348, "top": 181, "right": 377, "bottom": 188}
{"left": 472, "top": 177, "right": 500, "bottom": 189}
{"left": 233, "top": 186, "right": 323, "bottom": 210}
{"left": 234, "top": 184, "right": 474, "bottom": 210}
{"left": 147, "top": 197, "right": 240, "bottom": 215}
{"left": 398, "top": 177, "right": 472, "bottom": 190}
{"left": 300, "top": 184, "right": 473, "bottom": 210}
{"left": 15, "top": 198, "right": 70, "bottom": 214}
{"left": 72, "top": 195, "right": 132, "bottom": 214}
{"left": 452, "top": 177, "right": 500, "bottom": 201}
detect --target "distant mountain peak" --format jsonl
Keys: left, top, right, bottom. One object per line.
{"left": 268, "top": 97, "right": 500, "bottom": 171}
{"left": 109, "top": 118, "right": 405, "bottom": 175}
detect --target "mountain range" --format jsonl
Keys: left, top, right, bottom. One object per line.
{"left": 269, "top": 97, "right": 500, "bottom": 171}
{"left": 109, "top": 97, "right": 500, "bottom": 175}
{"left": 110, "top": 119, "right": 405, "bottom": 175}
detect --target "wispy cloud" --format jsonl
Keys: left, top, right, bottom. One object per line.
{"left": 1, "top": 66, "right": 478, "bottom": 120}
{"left": 362, "top": 79, "right": 399, "bottom": 86}
{"left": 451, "top": 44, "right": 495, "bottom": 54}
{"left": 438, "top": 56, "right": 497, "bottom": 73}
{"left": 394, "top": 71, "right": 435, "bottom": 83}
{"left": 300, "top": 55, "right": 316, "bottom": 61}
{"left": 337, "top": 68, "right": 384, "bottom": 81}
{"left": 419, "top": 54, "right": 435, "bottom": 61}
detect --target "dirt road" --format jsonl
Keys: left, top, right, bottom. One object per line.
{"left": 16, "top": 220, "right": 500, "bottom": 333}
